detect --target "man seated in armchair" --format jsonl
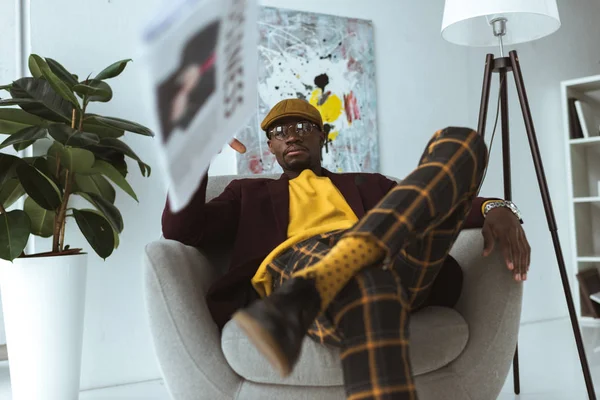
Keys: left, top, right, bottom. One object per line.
{"left": 161, "top": 98, "right": 530, "bottom": 400}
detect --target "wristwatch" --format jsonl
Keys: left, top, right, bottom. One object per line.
{"left": 482, "top": 199, "right": 523, "bottom": 221}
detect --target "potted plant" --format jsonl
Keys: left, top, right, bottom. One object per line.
{"left": 0, "top": 54, "right": 153, "bottom": 400}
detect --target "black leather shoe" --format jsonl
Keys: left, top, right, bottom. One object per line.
{"left": 232, "top": 276, "right": 321, "bottom": 377}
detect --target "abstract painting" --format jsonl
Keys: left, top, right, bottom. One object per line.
{"left": 236, "top": 7, "right": 379, "bottom": 175}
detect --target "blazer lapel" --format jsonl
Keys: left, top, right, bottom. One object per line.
{"left": 324, "top": 169, "right": 365, "bottom": 219}
{"left": 267, "top": 175, "right": 290, "bottom": 243}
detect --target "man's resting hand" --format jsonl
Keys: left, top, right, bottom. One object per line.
{"left": 482, "top": 207, "right": 531, "bottom": 282}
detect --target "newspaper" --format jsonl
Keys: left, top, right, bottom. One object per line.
{"left": 140, "top": 0, "right": 258, "bottom": 212}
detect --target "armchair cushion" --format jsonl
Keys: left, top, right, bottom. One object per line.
{"left": 221, "top": 306, "right": 468, "bottom": 386}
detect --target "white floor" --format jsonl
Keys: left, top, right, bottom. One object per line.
{"left": 0, "top": 318, "right": 599, "bottom": 399}
{"left": 496, "top": 318, "right": 600, "bottom": 400}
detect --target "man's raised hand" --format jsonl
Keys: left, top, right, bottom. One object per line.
{"left": 221, "top": 138, "right": 246, "bottom": 154}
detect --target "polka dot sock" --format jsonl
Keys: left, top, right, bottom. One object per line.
{"left": 291, "top": 236, "right": 385, "bottom": 313}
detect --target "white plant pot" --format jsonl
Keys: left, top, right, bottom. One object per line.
{"left": 0, "top": 253, "right": 88, "bottom": 400}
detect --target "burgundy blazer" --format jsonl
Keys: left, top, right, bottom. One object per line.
{"left": 162, "top": 169, "right": 488, "bottom": 329}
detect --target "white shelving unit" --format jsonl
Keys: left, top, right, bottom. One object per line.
{"left": 561, "top": 74, "right": 600, "bottom": 326}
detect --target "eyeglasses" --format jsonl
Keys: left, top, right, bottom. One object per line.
{"left": 268, "top": 121, "right": 320, "bottom": 141}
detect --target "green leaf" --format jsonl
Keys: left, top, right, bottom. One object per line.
{"left": 33, "top": 156, "right": 61, "bottom": 189}
{"left": 0, "top": 210, "right": 31, "bottom": 261}
{"left": 0, "top": 109, "right": 48, "bottom": 134}
{"left": 73, "top": 174, "right": 115, "bottom": 204}
{"left": 0, "top": 125, "right": 48, "bottom": 150}
{"left": 0, "top": 179, "right": 25, "bottom": 208}
{"left": 94, "top": 59, "right": 132, "bottom": 81}
{"left": 72, "top": 209, "right": 114, "bottom": 259}
{"left": 28, "top": 55, "right": 43, "bottom": 78}
{"left": 24, "top": 196, "right": 55, "bottom": 238}
{"left": 46, "top": 58, "right": 78, "bottom": 89}
{"left": 48, "top": 124, "right": 99, "bottom": 147}
{"left": 97, "top": 137, "right": 151, "bottom": 177}
{"left": 43, "top": 145, "right": 64, "bottom": 185}
{"left": 81, "top": 119, "right": 124, "bottom": 138}
{"left": 81, "top": 209, "right": 119, "bottom": 249}
{"left": 10, "top": 77, "right": 72, "bottom": 123}
{"left": 0, "top": 109, "right": 47, "bottom": 126}
{"left": 0, "top": 153, "right": 25, "bottom": 187}
{"left": 87, "top": 159, "right": 137, "bottom": 202}
{"left": 47, "top": 140, "right": 63, "bottom": 158}
{"left": 73, "top": 80, "right": 112, "bottom": 103}
{"left": 16, "top": 164, "right": 62, "bottom": 211}
{"left": 86, "top": 145, "right": 127, "bottom": 176}
{"left": 30, "top": 55, "right": 80, "bottom": 109}
{"left": 77, "top": 192, "right": 123, "bottom": 232}
{"left": 21, "top": 157, "right": 37, "bottom": 165}
{"left": 85, "top": 114, "right": 154, "bottom": 137}
{"left": 112, "top": 224, "right": 119, "bottom": 249}
{"left": 57, "top": 146, "right": 95, "bottom": 173}
{"left": 13, "top": 141, "right": 35, "bottom": 152}
{"left": 0, "top": 98, "right": 40, "bottom": 107}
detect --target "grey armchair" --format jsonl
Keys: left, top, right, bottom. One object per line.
{"left": 143, "top": 175, "right": 522, "bottom": 400}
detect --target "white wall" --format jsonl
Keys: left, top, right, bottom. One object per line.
{"left": 464, "top": 0, "right": 600, "bottom": 323}
{"left": 0, "top": 0, "right": 19, "bottom": 347}
{"left": 1, "top": 0, "right": 599, "bottom": 389}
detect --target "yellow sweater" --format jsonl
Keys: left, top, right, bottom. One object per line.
{"left": 251, "top": 169, "right": 358, "bottom": 297}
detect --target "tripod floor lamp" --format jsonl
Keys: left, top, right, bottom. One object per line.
{"left": 441, "top": 1, "right": 597, "bottom": 399}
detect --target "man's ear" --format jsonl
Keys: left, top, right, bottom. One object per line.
{"left": 267, "top": 140, "right": 275, "bottom": 154}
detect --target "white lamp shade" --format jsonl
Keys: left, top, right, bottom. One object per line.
{"left": 441, "top": 0, "right": 561, "bottom": 46}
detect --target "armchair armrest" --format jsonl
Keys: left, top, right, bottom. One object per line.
{"left": 143, "top": 239, "right": 241, "bottom": 400}
{"left": 447, "top": 229, "right": 523, "bottom": 399}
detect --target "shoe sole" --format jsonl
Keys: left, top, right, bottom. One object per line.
{"left": 232, "top": 310, "right": 292, "bottom": 377}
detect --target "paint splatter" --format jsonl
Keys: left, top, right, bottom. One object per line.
{"left": 314, "top": 74, "right": 329, "bottom": 91}
{"left": 347, "top": 57, "right": 363, "bottom": 73}
{"left": 309, "top": 89, "right": 343, "bottom": 123}
{"left": 317, "top": 90, "right": 331, "bottom": 106}
{"left": 303, "top": 83, "right": 314, "bottom": 91}
{"left": 249, "top": 157, "right": 264, "bottom": 174}
{"left": 344, "top": 91, "right": 361, "bottom": 124}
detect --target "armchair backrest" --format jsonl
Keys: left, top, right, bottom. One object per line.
{"left": 205, "top": 174, "right": 280, "bottom": 202}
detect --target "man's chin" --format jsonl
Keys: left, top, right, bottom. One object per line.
{"left": 284, "top": 158, "right": 311, "bottom": 171}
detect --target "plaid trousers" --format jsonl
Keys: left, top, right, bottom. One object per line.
{"left": 267, "top": 127, "right": 487, "bottom": 400}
